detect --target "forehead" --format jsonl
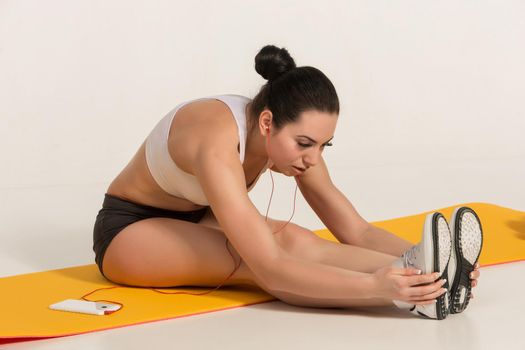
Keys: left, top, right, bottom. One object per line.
{"left": 286, "top": 109, "right": 337, "bottom": 135}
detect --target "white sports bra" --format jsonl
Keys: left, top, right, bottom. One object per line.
{"left": 144, "top": 94, "right": 271, "bottom": 206}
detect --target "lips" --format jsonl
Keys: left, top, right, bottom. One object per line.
{"left": 293, "top": 166, "right": 306, "bottom": 173}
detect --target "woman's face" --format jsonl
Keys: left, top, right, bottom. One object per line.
{"left": 266, "top": 110, "right": 338, "bottom": 177}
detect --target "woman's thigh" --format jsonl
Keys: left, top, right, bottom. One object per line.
{"left": 102, "top": 217, "right": 260, "bottom": 288}
{"left": 101, "top": 208, "right": 322, "bottom": 290}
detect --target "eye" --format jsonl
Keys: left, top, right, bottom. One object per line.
{"left": 298, "top": 142, "right": 334, "bottom": 149}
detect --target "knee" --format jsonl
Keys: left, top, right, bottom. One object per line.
{"left": 274, "top": 222, "right": 324, "bottom": 261}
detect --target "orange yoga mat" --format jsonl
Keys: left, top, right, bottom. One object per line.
{"left": 1, "top": 202, "right": 523, "bottom": 344}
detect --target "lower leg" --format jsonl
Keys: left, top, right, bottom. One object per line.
{"left": 274, "top": 233, "right": 407, "bottom": 308}
{"left": 281, "top": 224, "right": 402, "bottom": 275}
{"left": 272, "top": 288, "right": 396, "bottom": 309}
{"left": 233, "top": 231, "right": 405, "bottom": 308}
{"left": 315, "top": 239, "right": 400, "bottom": 274}
{"left": 234, "top": 258, "right": 396, "bottom": 309}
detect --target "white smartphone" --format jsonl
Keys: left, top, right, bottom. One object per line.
{"left": 49, "top": 299, "right": 121, "bottom": 316}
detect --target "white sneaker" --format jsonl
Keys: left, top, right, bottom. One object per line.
{"left": 447, "top": 206, "right": 483, "bottom": 314}
{"left": 391, "top": 212, "right": 452, "bottom": 320}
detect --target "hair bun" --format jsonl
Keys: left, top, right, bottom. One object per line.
{"left": 254, "top": 45, "right": 297, "bottom": 82}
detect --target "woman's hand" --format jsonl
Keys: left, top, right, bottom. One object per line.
{"left": 372, "top": 266, "right": 447, "bottom": 305}
{"left": 469, "top": 262, "right": 481, "bottom": 299}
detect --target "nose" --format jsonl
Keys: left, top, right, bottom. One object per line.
{"left": 303, "top": 147, "right": 322, "bottom": 168}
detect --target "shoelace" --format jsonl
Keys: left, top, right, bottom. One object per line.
{"left": 404, "top": 244, "right": 420, "bottom": 269}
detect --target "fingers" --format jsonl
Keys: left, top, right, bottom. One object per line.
{"left": 408, "top": 278, "right": 447, "bottom": 297}
{"left": 409, "top": 285, "right": 447, "bottom": 302}
{"left": 406, "top": 271, "right": 441, "bottom": 287}
{"left": 470, "top": 265, "right": 480, "bottom": 288}
{"left": 397, "top": 278, "right": 446, "bottom": 304}
{"left": 396, "top": 264, "right": 479, "bottom": 304}
{"left": 407, "top": 289, "right": 447, "bottom": 305}
{"left": 399, "top": 267, "right": 423, "bottom": 275}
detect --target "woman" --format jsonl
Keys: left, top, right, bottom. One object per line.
{"left": 93, "top": 45, "right": 480, "bottom": 317}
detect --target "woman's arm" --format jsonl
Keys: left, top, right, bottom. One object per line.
{"left": 354, "top": 225, "right": 414, "bottom": 257}
{"left": 295, "top": 156, "right": 373, "bottom": 246}
{"left": 193, "top": 144, "right": 380, "bottom": 300}
{"left": 295, "top": 156, "right": 413, "bottom": 256}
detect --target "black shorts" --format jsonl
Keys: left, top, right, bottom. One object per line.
{"left": 92, "top": 193, "right": 209, "bottom": 278}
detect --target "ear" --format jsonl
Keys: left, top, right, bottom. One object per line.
{"left": 258, "top": 109, "right": 273, "bottom": 136}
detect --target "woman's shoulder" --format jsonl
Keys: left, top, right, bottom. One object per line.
{"left": 168, "top": 97, "right": 242, "bottom": 174}
{"left": 174, "top": 94, "right": 250, "bottom": 122}
{"left": 172, "top": 97, "right": 240, "bottom": 144}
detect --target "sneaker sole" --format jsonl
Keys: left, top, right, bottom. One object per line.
{"left": 417, "top": 212, "right": 452, "bottom": 320}
{"left": 449, "top": 207, "right": 483, "bottom": 314}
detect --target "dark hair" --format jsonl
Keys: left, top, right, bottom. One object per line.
{"left": 249, "top": 45, "right": 339, "bottom": 134}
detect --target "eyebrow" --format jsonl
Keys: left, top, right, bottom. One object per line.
{"left": 297, "top": 135, "right": 334, "bottom": 145}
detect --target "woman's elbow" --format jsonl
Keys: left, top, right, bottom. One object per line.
{"left": 249, "top": 252, "right": 286, "bottom": 291}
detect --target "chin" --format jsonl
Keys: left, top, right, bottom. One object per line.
{"left": 287, "top": 169, "right": 299, "bottom": 177}
{"left": 268, "top": 164, "right": 281, "bottom": 174}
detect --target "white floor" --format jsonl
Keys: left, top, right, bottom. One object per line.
{"left": 1, "top": 155, "right": 524, "bottom": 350}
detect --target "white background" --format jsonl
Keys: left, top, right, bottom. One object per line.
{"left": 0, "top": 1, "right": 524, "bottom": 349}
